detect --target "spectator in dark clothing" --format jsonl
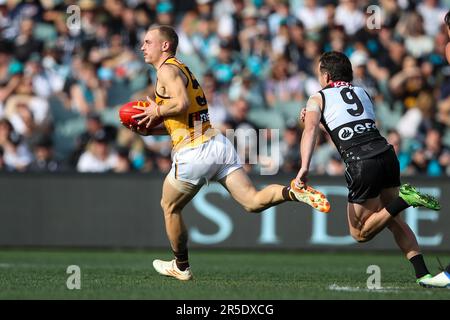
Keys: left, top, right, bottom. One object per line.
{"left": 13, "top": 18, "right": 43, "bottom": 62}
{"left": 0, "top": 145, "right": 13, "bottom": 172}
{"left": 27, "top": 136, "right": 62, "bottom": 172}
{"left": 409, "top": 128, "right": 450, "bottom": 176}
{"left": 69, "top": 112, "right": 116, "bottom": 168}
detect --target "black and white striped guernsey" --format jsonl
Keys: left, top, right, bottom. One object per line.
{"left": 318, "top": 81, "right": 390, "bottom": 162}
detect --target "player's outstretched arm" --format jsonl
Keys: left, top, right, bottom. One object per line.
{"left": 296, "top": 95, "right": 322, "bottom": 185}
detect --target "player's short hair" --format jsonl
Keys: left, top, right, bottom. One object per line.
{"left": 150, "top": 25, "right": 178, "bottom": 55}
{"left": 319, "top": 51, "right": 353, "bottom": 82}
{"left": 445, "top": 10, "right": 450, "bottom": 28}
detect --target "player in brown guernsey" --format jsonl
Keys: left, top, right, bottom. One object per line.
{"left": 129, "top": 25, "right": 329, "bottom": 280}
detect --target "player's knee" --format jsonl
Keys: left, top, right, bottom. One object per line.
{"left": 355, "top": 235, "right": 370, "bottom": 243}
{"left": 160, "top": 198, "right": 167, "bottom": 211}
{"left": 243, "top": 201, "right": 263, "bottom": 213}
{"left": 161, "top": 198, "right": 176, "bottom": 214}
{"left": 245, "top": 206, "right": 263, "bottom": 213}
{"left": 351, "top": 230, "right": 370, "bottom": 243}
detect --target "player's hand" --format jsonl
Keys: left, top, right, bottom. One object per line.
{"left": 300, "top": 108, "right": 306, "bottom": 123}
{"left": 132, "top": 96, "right": 159, "bottom": 128}
{"left": 295, "top": 167, "right": 309, "bottom": 187}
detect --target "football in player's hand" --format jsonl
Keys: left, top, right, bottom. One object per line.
{"left": 118, "top": 100, "right": 163, "bottom": 132}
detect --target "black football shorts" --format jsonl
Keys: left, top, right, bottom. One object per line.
{"left": 344, "top": 146, "right": 401, "bottom": 204}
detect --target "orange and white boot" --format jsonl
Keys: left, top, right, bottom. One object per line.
{"left": 289, "top": 179, "right": 331, "bottom": 213}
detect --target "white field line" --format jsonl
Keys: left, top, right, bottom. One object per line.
{"left": 328, "top": 283, "right": 400, "bottom": 293}
{"left": 0, "top": 263, "right": 12, "bottom": 268}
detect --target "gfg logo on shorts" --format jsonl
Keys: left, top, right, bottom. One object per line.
{"left": 338, "top": 122, "right": 377, "bottom": 141}
{"left": 338, "top": 127, "right": 354, "bottom": 140}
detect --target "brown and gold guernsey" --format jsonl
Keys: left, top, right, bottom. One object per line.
{"left": 155, "top": 57, "right": 218, "bottom": 151}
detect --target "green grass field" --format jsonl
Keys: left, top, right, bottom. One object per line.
{"left": 0, "top": 249, "right": 449, "bottom": 299}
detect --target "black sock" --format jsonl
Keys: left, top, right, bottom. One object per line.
{"left": 282, "top": 186, "right": 295, "bottom": 201}
{"left": 446, "top": 264, "right": 450, "bottom": 274}
{"left": 174, "top": 250, "right": 189, "bottom": 271}
{"left": 409, "top": 254, "right": 430, "bottom": 278}
{"left": 385, "top": 197, "right": 410, "bottom": 217}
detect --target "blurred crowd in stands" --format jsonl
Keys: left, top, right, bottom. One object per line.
{"left": 0, "top": 0, "right": 449, "bottom": 176}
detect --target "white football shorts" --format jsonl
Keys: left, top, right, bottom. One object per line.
{"left": 169, "top": 133, "right": 242, "bottom": 186}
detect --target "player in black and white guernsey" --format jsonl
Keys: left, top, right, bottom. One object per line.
{"left": 319, "top": 81, "right": 390, "bottom": 162}
{"left": 296, "top": 52, "right": 440, "bottom": 285}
